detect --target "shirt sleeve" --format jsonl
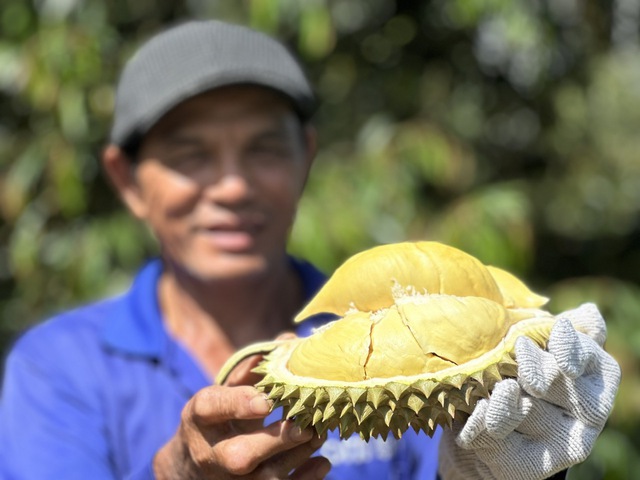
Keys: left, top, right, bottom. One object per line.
{"left": 0, "top": 334, "right": 116, "bottom": 480}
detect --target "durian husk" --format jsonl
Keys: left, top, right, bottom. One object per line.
{"left": 216, "top": 241, "right": 562, "bottom": 441}
{"left": 247, "top": 313, "right": 554, "bottom": 441}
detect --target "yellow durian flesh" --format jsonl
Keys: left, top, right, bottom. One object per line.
{"left": 294, "top": 242, "right": 503, "bottom": 322}
{"left": 486, "top": 265, "right": 549, "bottom": 309}
{"left": 289, "top": 295, "right": 521, "bottom": 381}
{"left": 395, "top": 295, "right": 513, "bottom": 368}
{"left": 287, "top": 312, "right": 371, "bottom": 381}
{"left": 366, "top": 306, "right": 453, "bottom": 378}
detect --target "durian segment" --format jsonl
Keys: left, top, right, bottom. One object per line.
{"left": 487, "top": 265, "right": 549, "bottom": 309}
{"left": 396, "top": 295, "right": 514, "bottom": 368}
{"left": 294, "top": 242, "right": 503, "bottom": 322}
{"left": 287, "top": 311, "right": 371, "bottom": 381}
{"left": 366, "top": 307, "right": 452, "bottom": 378}
{"left": 288, "top": 295, "right": 524, "bottom": 381}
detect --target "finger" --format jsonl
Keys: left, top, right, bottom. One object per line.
{"left": 557, "top": 303, "right": 607, "bottom": 346}
{"left": 457, "top": 397, "right": 489, "bottom": 448}
{"left": 188, "top": 385, "right": 271, "bottom": 428}
{"left": 519, "top": 331, "right": 620, "bottom": 427}
{"left": 485, "top": 379, "right": 529, "bottom": 439}
{"left": 259, "top": 435, "right": 329, "bottom": 479}
{"left": 290, "top": 455, "right": 332, "bottom": 480}
{"left": 515, "top": 336, "right": 560, "bottom": 397}
{"left": 570, "top": 350, "right": 621, "bottom": 426}
{"left": 516, "top": 396, "right": 602, "bottom": 470}
{"left": 224, "top": 354, "right": 266, "bottom": 387}
{"left": 213, "top": 420, "right": 317, "bottom": 476}
{"left": 230, "top": 415, "right": 268, "bottom": 435}
{"left": 548, "top": 318, "right": 596, "bottom": 379}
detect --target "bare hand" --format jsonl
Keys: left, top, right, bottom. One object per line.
{"left": 153, "top": 356, "right": 330, "bottom": 479}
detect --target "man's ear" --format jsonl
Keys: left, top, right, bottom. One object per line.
{"left": 101, "top": 145, "right": 147, "bottom": 220}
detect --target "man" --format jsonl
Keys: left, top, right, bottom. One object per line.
{"left": 0, "top": 20, "right": 620, "bottom": 480}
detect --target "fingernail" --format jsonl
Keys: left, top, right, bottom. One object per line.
{"left": 289, "top": 425, "right": 313, "bottom": 442}
{"left": 249, "top": 394, "right": 271, "bottom": 415}
{"left": 316, "top": 459, "right": 332, "bottom": 479}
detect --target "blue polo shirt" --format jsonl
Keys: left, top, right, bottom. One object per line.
{"left": 0, "top": 258, "right": 440, "bottom": 479}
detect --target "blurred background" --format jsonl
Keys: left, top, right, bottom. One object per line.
{"left": 0, "top": 0, "right": 638, "bottom": 477}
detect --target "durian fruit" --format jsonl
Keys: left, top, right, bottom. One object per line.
{"left": 217, "top": 241, "right": 566, "bottom": 441}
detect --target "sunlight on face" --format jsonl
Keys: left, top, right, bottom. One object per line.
{"left": 133, "top": 86, "right": 313, "bottom": 282}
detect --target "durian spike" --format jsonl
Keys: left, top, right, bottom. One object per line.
{"left": 405, "top": 393, "right": 427, "bottom": 415}
{"left": 215, "top": 340, "right": 286, "bottom": 385}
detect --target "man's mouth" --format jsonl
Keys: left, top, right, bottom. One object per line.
{"left": 197, "top": 220, "right": 264, "bottom": 252}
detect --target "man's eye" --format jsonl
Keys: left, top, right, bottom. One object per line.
{"left": 247, "top": 144, "right": 290, "bottom": 162}
{"left": 166, "top": 152, "right": 209, "bottom": 168}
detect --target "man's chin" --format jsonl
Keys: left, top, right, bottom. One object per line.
{"left": 183, "top": 252, "right": 273, "bottom": 283}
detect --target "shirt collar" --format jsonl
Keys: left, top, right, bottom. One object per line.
{"left": 101, "top": 259, "right": 167, "bottom": 358}
{"left": 101, "top": 256, "right": 329, "bottom": 358}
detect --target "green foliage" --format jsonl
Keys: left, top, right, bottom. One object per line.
{"left": 1, "top": 0, "right": 639, "bottom": 475}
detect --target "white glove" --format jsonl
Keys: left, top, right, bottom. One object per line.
{"left": 438, "top": 303, "right": 621, "bottom": 480}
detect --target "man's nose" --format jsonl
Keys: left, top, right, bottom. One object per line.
{"left": 202, "top": 157, "right": 254, "bottom": 204}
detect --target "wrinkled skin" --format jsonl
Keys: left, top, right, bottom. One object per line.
{"left": 154, "top": 354, "right": 331, "bottom": 480}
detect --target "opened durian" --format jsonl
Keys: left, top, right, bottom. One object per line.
{"left": 217, "top": 241, "right": 562, "bottom": 441}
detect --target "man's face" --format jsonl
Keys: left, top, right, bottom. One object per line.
{"left": 130, "top": 86, "right": 314, "bottom": 282}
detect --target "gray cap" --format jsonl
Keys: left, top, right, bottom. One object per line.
{"left": 110, "top": 20, "right": 317, "bottom": 150}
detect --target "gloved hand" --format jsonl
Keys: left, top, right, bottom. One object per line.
{"left": 438, "top": 303, "right": 621, "bottom": 480}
